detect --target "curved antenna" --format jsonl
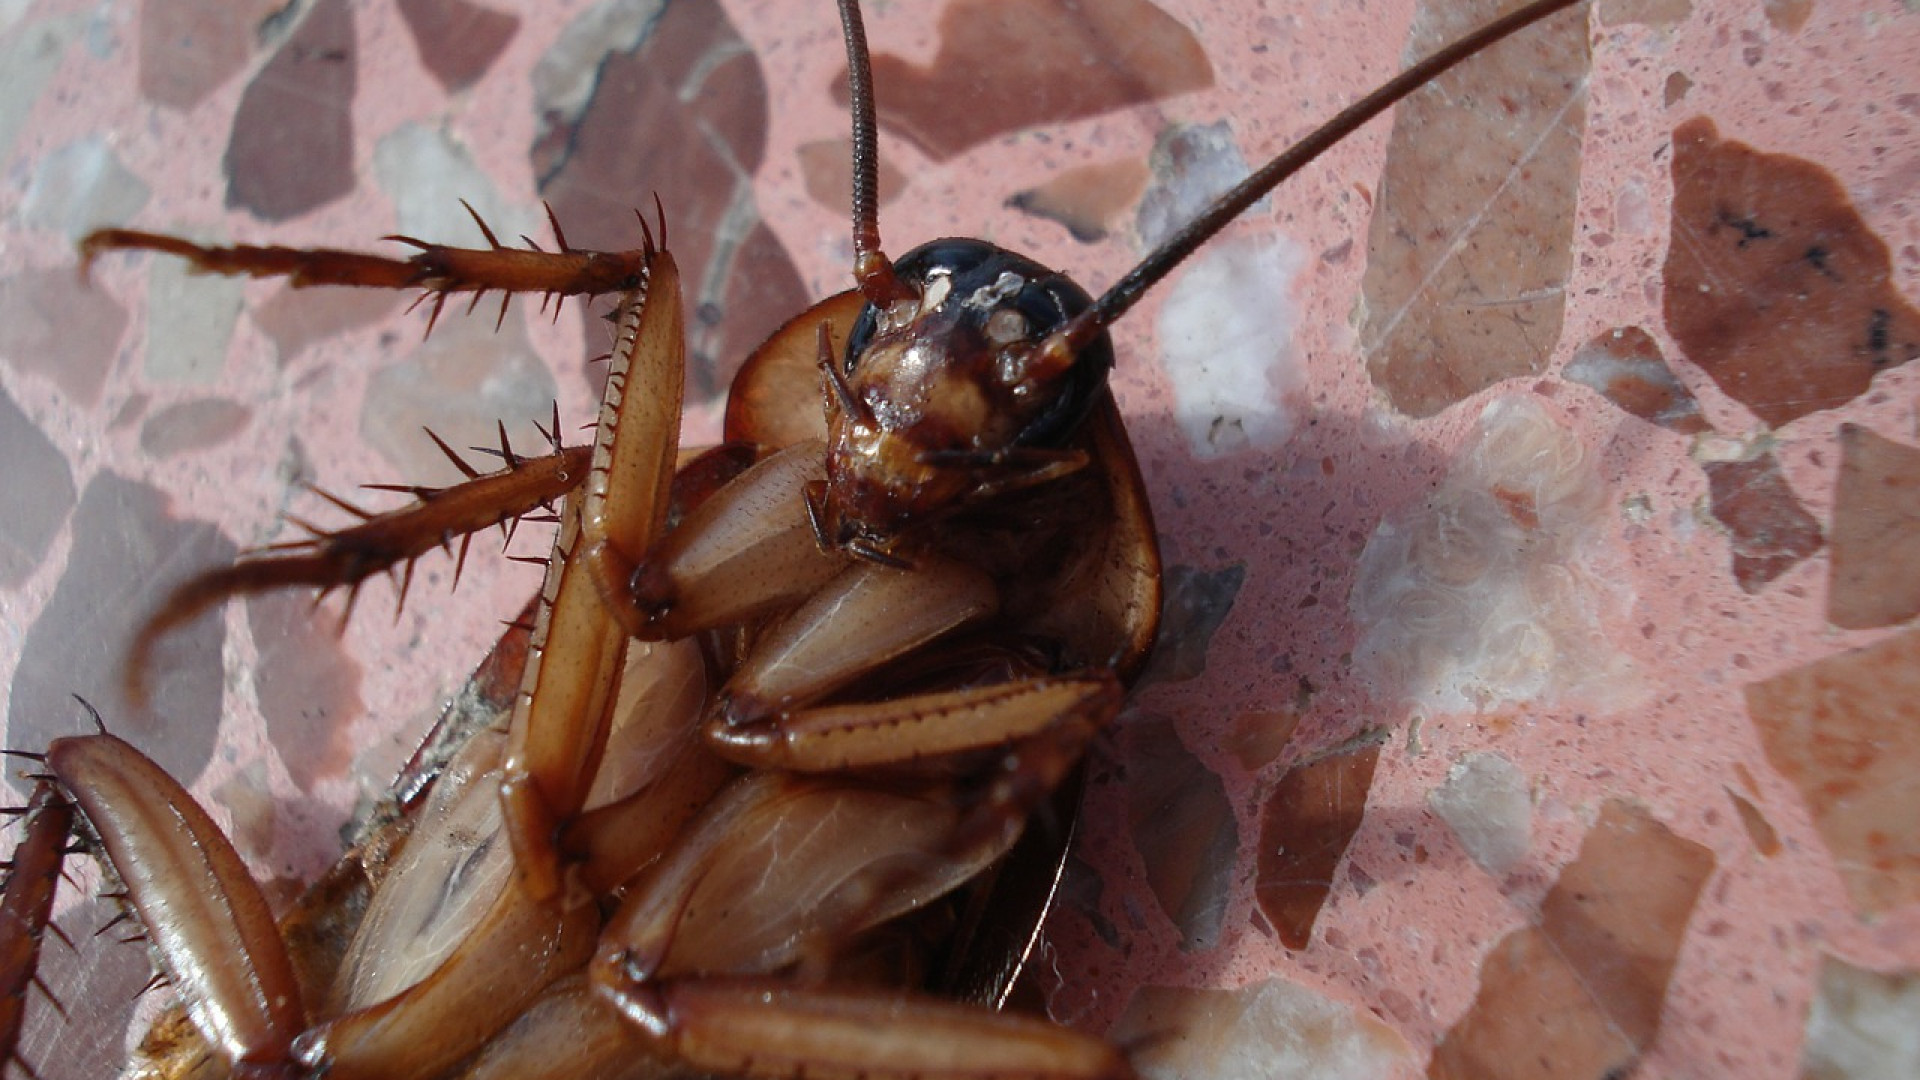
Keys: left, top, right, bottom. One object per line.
{"left": 837, "top": 0, "right": 912, "bottom": 307}
{"left": 1041, "top": 0, "right": 1588, "bottom": 364}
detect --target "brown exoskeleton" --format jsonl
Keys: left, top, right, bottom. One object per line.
{"left": 3, "top": 1, "right": 1589, "bottom": 1078}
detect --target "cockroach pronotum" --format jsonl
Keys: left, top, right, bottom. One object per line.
{"left": 12, "top": 0, "right": 1905, "bottom": 1077}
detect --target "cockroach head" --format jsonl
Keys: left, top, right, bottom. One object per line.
{"left": 814, "top": 0, "right": 1591, "bottom": 560}
{"left": 814, "top": 238, "right": 1114, "bottom": 557}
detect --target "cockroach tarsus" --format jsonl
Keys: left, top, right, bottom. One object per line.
{"left": 2, "top": 2, "right": 1590, "bottom": 1078}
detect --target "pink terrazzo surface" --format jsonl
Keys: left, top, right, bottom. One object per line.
{"left": 2, "top": 1, "right": 1917, "bottom": 1078}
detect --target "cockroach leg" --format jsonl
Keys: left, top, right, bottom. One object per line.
{"left": 453, "top": 974, "right": 678, "bottom": 1080}
{"left": 589, "top": 439, "right": 851, "bottom": 641}
{"left": 497, "top": 247, "right": 685, "bottom": 901}
{"left": 674, "top": 542, "right": 1129, "bottom": 779}
{"left": 45, "top": 734, "right": 304, "bottom": 1076}
{"left": 584, "top": 288, "right": 875, "bottom": 645}
{"left": 707, "top": 674, "right": 1122, "bottom": 777}
{"left": 588, "top": 738, "right": 1126, "bottom": 1080}
{"left": 80, "top": 213, "right": 649, "bottom": 334}
{"left": 713, "top": 555, "right": 999, "bottom": 721}
{"left": 632, "top": 977, "right": 1132, "bottom": 1080}
{"left": 125, "top": 441, "right": 591, "bottom": 705}
{"left": 0, "top": 781, "right": 75, "bottom": 1079}
{"left": 98, "top": 238, "right": 688, "bottom": 901}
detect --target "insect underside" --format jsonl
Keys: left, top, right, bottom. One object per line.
{"left": 0, "top": 2, "right": 1591, "bottom": 1079}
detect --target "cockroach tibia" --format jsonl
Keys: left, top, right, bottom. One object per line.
{"left": 0, "top": 1, "right": 1600, "bottom": 1079}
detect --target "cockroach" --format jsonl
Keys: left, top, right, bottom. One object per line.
{"left": 0, "top": 1, "right": 1595, "bottom": 1078}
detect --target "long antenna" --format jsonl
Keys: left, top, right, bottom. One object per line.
{"left": 1044, "top": 0, "right": 1588, "bottom": 360}
{"left": 837, "top": 0, "right": 912, "bottom": 308}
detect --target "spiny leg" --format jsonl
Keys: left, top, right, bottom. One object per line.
{"left": 126, "top": 425, "right": 591, "bottom": 707}
{"left": 44, "top": 734, "right": 304, "bottom": 1073}
{"left": 0, "top": 781, "right": 75, "bottom": 1080}
{"left": 90, "top": 204, "right": 667, "bottom": 704}
{"left": 498, "top": 247, "right": 687, "bottom": 901}
{"left": 81, "top": 201, "right": 655, "bottom": 334}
